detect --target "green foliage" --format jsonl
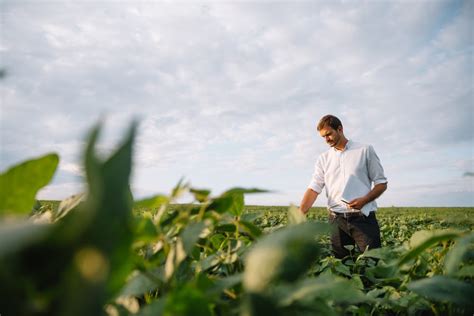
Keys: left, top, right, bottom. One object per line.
{"left": 134, "top": 194, "right": 169, "bottom": 210}
{"left": 408, "top": 276, "right": 474, "bottom": 308}
{"left": 1, "top": 122, "right": 473, "bottom": 316}
{"left": 279, "top": 272, "right": 368, "bottom": 306}
{"left": 243, "top": 222, "right": 328, "bottom": 293}
{"left": 398, "top": 230, "right": 462, "bottom": 266}
{"left": 0, "top": 122, "right": 136, "bottom": 316}
{"left": 0, "top": 153, "right": 59, "bottom": 215}
{"left": 287, "top": 205, "right": 306, "bottom": 225}
{"left": 444, "top": 232, "right": 474, "bottom": 275}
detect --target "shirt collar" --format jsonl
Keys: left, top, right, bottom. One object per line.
{"left": 333, "top": 139, "right": 351, "bottom": 152}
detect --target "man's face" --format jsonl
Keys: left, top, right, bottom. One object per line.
{"left": 319, "top": 125, "right": 342, "bottom": 148}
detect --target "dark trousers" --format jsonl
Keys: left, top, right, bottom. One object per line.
{"left": 329, "top": 211, "right": 382, "bottom": 259}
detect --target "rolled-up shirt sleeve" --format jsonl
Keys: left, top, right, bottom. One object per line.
{"left": 367, "top": 145, "right": 388, "bottom": 185}
{"left": 308, "top": 156, "right": 325, "bottom": 193}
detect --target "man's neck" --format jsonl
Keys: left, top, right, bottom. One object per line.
{"left": 334, "top": 138, "right": 349, "bottom": 151}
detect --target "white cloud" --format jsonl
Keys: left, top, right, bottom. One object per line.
{"left": 60, "top": 162, "right": 83, "bottom": 176}
{"left": 1, "top": 1, "right": 472, "bottom": 206}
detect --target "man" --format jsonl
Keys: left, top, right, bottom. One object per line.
{"left": 299, "top": 115, "right": 388, "bottom": 259}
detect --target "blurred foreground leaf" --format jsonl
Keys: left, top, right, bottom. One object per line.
{"left": 444, "top": 232, "right": 474, "bottom": 275}
{"left": 279, "top": 272, "right": 368, "bottom": 306}
{"left": 243, "top": 222, "right": 329, "bottom": 293}
{"left": 0, "top": 153, "right": 59, "bottom": 215}
{"left": 398, "top": 230, "right": 462, "bottom": 266}
{"left": 287, "top": 205, "right": 306, "bottom": 225}
{"left": 0, "top": 221, "right": 50, "bottom": 256}
{"left": 0, "top": 121, "right": 137, "bottom": 316}
{"left": 407, "top": 276, "right": 474, "bottom": 309}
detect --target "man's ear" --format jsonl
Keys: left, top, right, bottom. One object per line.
{"left": 338, "top": 126, "right": 343, "bottom": 133}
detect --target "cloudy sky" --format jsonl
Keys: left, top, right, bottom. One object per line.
{"left": 1, "top": 0, "right": 473, "bottom": 207}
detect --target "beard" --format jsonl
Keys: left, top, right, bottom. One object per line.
{"left": 327, "top": 134, "right": 341, "bottom": 147}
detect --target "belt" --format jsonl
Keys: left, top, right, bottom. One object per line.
{"left": 330, "top": 211, "right": 363, "bottom": 218}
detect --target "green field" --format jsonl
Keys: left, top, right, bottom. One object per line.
{"left": 39, "top": 201, "right": 474, "bottom": 251}
{"left": 29, "top": 200, "right": 474, "bottom": 315}
{"left": 2, "top": 124, "right": 473, "bottom": 316}
{"left": 38, "top": 201, "right": 474, "bottom": 252}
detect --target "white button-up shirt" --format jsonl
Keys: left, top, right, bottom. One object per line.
{"left": 308, "top": 140, "right": 387, "bottom": 215}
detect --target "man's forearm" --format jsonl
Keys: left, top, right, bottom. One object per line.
{"left": 348, "top": 183, "right": 388, "bottom": 210}
{"left": 300, "top": 188, "right": 318, "bottom": 214}
{"left": 364, "top": 183, "right": 388, "bottom": 204}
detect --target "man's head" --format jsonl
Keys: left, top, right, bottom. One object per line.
{"left": 317, "top": 115, "right": 345, "bottom": 148}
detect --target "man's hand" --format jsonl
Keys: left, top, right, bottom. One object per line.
{"left": 348, "top": 183, "right": 388, "bottom": 211}
{"left": 348, "top": 196, "right": 369, "bottom": 211}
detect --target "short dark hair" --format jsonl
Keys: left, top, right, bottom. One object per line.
{"left": 317, "top": 115, "right": 342, "bottom": 131}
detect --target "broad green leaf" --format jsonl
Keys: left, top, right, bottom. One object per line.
{"left": 159, "top": 210, "right": 179, "bottom": 228}
{"left": 361, "top": 247, "right": 394, "bottom": 260}
{"left": 0, "top": 153, "right": 59, "bottom": 215}
{"left": 407, "top": 276, "right": 474, "bottom": 307}
{"left": 218, "top": 188, "right": 244, "bottom": 216}
{"left": 135, "top": 299, "right": 165, "bottom": 316}
{"left": 134, "top": 195, "right": 169, "bottom": 210}
{"left": 207, "top": 195, "right": 234, "bottom": 214}
{"left": 192, "top": 273, "right": 216, "bottom": 294}
{"left": 366, "top": 263, "right": 398, "bottom": 279}
{"left": 241, "top": 212, "right": 261, "bottom": 223}
{"left": 216, "top": 223, "right": 237, "bottom": 233}
{"left": 287, "top": 205, "right": 306, "bottom": 225}
{"left": 199, "top": 253, "right": 221, "bottom": 271}
{"left": 49, "top": 121, "right": 138, "bottom": 316}
{"left": 243, "top": 222, "right": 329, "bottom": 292}
{"left": 190, "top": 188, "right": 211, "bottom": 203}
{"left": 351, "top": 274, "right": 364, "bottom": 290}
{"left": 366, "top": 288, "right": 386, "bottom": 299}
{"left": 225, "top": 188, "right": 268, "bottom": 216}
{"left": 119, "top": 271, "right": 159, "bottom": 297}
{"left": 207, "top": 273, "right": 242, "bottom": 296}
{"left": 242, "top": 293, "right": 280, "bottom": 316}
{"left": 133, "top": 217, "right": 158, "bottom": 245}
{"left": 226, "top": 191, "right": 244, "bottom": 217}
{"left": 0, "top": 221, "right": 50, "bottom": 256}
{"left": 279, "top": 273, "right": 368, "bottom": 306}
{"left": 56, "top": 193, "right": 85, "bottom": 220}
{"left": 409, "top": 229, "right": 461, "bottom": 249}
{"left": 82, "top": 121, "right": 137, "bottom": 296}
{"left": 343, "top": 245, "right": 354, "bottom": 251}
{"left": 83, "top": 123, "right": 102, "bottom": 201}
{"left": 444, "top": 232, "right": 474, "bottom": 275}
{"left": 456, "top": 265, "right": 474, "bottom": 277}
{"left": 209, "top": 233, "right": 226, "bottom": 249}
{"left": 398, "top": 230, "right": 462, "bottom": 266}
{"left": 181, "top": 222, "right": 206, "bottom": 255}
{"left": 239, "top": 220, "right": 262, "bottom": 239}
{"left": 208, "top": 187, "right": 268, "bottom": 216}
{"left": 163, "top": 284, "right": 213, "bottom": 316}
{"left": 223, "top": 187, "right": 269, "bottom": 195}
{"left": 333, "top": 261, "right": 352, "bottom": 277}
